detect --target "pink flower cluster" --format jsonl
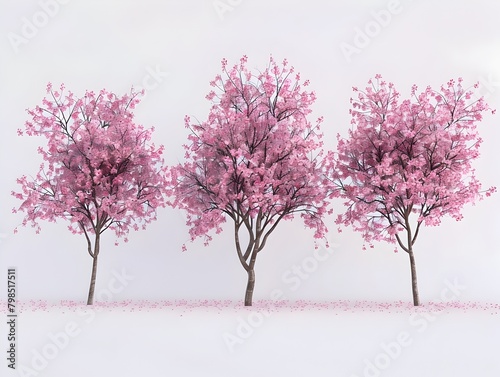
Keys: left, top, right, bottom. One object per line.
{"left": 12, "top": 85, "right": 168, "bottom": 240}
{"left": 330, "top": 76, "right": 495, "bottom": 246}
{"left": 169, "top": 56, "right": 332, "bottom": 249}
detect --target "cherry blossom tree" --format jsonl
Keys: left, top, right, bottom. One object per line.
{"left": 169, "top": 56, "right": 332, "bottom": 306}
{"left": 330, "top": 75, "right": 495, "bottom": 306}
{"left": 12, "top": 84, "right": 167, "bottom": 305}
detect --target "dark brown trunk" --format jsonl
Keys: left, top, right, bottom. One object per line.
{"left": 86, "top": 233, "right": 100, "bottom": 305}
{"left": 244, "top": 269, "right": 255, "bottom": 306}
{"left": 408, "top": 247, "right": 420, "bottom": 306}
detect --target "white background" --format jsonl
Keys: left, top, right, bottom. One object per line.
{"left": 0, "top": 1, "right": 499, "bottom": 375}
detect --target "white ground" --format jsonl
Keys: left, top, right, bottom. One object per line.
{"left": 2, "top": 300, "right": 499, "bottom": 377}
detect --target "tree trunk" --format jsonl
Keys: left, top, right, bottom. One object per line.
{"left": 408, "top": 247, "right": 420, "bottom": 306}
{"left": 244, "top": 269, "right": 255, "bottom": 306}
{"left": 86, "top": 233, "right": 100, "bottom": 305}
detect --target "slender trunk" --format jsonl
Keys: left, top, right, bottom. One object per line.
{"left": 402, "top": 214, "right": 420, "bottom": 306}
{"left": 408, "top": 246, "right": 420, "bottom": 306}
{"left": 243, "top": 242, "right": 259, "bottom": 306}
{"left": 86, "top": 233, "right": 100, "bottom": 305}
{"left": 235, "top": 212, "right": 263, "bottom": 307}
{"left": 244, "top": 269, "right": 255, "bottom": 306}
